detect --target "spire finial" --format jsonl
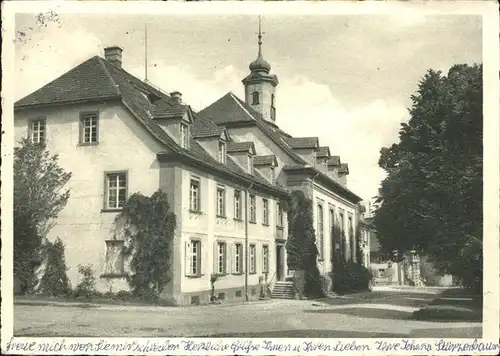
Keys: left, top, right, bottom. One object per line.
{"left": 145, "top": 22, "right": 148, "bottom": 82}
{"left": 258, "top": 15, "right": 262, "bottom": 55}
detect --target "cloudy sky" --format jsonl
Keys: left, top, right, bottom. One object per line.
{"left": 15, "top": 12, "right": 482, "bottom": 201}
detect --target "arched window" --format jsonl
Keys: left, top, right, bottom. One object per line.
{"left": 252, "top": 91, "right": 260, "bottom": 105}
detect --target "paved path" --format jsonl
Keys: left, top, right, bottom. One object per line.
{"left": 14, "top": 289, "right": 482, "bottom": 338}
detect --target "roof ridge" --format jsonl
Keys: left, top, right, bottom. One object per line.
{"left": 229, "top": 92, "right": 256, "bottom": 121}
{"left": 98, "top": 57, "right": 122, "bottom": 97}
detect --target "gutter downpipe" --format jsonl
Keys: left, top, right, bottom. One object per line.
{"left": 244, "top": 181, "right": 254, "bottom": 302}
{"left": 311, "top": 170, "right": 321, "bottom": 260}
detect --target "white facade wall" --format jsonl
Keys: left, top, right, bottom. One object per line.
{"left": 14, "top": 102, "right": 165, "bottom": 292}
{"left": 312, "top": 183, "right": 358, "bottom": 276}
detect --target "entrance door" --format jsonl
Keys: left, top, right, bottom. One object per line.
{"left": 276, "top": 245, "right": 284, "bottom": 281}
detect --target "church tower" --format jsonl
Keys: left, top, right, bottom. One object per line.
{"left": 242, "top": 16, "right": 279, "bottom": 123}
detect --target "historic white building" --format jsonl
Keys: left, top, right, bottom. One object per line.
{"left": 14, "top": 30, "right": 362, "bottom": 304}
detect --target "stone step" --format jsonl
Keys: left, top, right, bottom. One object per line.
{"left": 271, "top": 282, "right": 295, "bottom": 299}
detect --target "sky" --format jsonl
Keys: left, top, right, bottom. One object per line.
{"left": 14, "top": 12, "right": 482, "bottom": 202}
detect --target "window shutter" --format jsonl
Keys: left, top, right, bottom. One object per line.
{"left": 241, "top": 244, "right": 245, "bottom": 274}
{"left": 213, "top": 240, "right": 218, "bottom": 275}
{"left": 225, "top": 243, "right": 230, "bottom": 275}
{"left": 185, "top": 241, "right": 191, "bottom": 276}
{"left": 200, "top": 241, "right": 204, "bottom": 275}
{"left": 231, "top": 244, "right": 236, "bottom": 273}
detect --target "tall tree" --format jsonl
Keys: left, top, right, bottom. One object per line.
{"left": 285, "top": 190, "right": 323, "bottom": 297}
{"left": 374, "top": 64, "right": 482, "bottom": 290}
{"left": 14, "top": 138, "right": 72, "bottom": 294}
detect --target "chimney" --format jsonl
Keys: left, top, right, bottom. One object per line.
{"left": 170, "top": 91, "right": 183, "bottom": 105}
{"left": 104, "top": 46, "right": 123, "bottom": 68}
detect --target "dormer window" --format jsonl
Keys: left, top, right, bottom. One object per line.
{"left": 252, "top": 91, "right": 260, "bottom": 105}
{"left": 270, "top": 166, "right": 275, "bottom": 184}
{"left": 218, "top": 140, "right": 226, "bottom": 164}
{"left": 180, "top": 122, "right": 189, "bottom": 149}
{"left": 247, "top": 154, "right": 253, "bottom": 174}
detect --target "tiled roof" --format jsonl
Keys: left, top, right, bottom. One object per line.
{"left": 284, "top": 136, "right": 319, "bottom": 149}
{"left": 15, "top": 56, "right": 121, "bottom": 107}
{"left": 338, "top": 163, "right": 349, "bottom": 174}
{"left": 327, "top": 155, "right": 341, "bottom": 166}
{"left": 150, "top": 103, "right": 188, "bottom": 119}
{"left": 317, "top": 146, "right": 331, "bottom": 158}
{"left": 192, "top": 113, "right": 225, "bottom": 138}
{"left": 14, "top": 55, "right": 285, "bottom": 197}
{"left": 198, "top": 92, "right": 256, "bottom": 124}
{"left": 227, "top": 141, "right": 255, "bottom": 153}
{"left": 198, "top": 92, "right": 361, "bottom": 203}
{"left": 254, "top": 155, "right": 277, "bottom": 166}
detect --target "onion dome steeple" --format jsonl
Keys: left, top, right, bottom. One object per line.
{"left": 242, "top": 16, "right": 279, "bottom": 123}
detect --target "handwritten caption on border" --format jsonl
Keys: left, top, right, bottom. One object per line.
{"left": 5, "top": 338, "right": 500, "bottom": 354}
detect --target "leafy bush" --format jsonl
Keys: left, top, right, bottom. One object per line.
{"left": 333, "top": 261, "right": 373, "bottom": 294}
{"left": 38, "top": 238, "right": 71, "bottom": 296}
{"left": 74, "top": 264, "right": 97, "bottom": 298}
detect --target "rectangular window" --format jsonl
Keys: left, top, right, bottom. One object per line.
{"left": 187, "top": 240, "right": 201, "bottom": 276}
{"left": 105, "top": 172, "right": 127, "bottom": 209}
{"left": 216, "top": 185, "right": 226, "bottom": 217}
{"left": 104, "top": 240, "right": 124, "bottom": 276}
{"left": 329, "top": 208, "right": 334, "bottom": 236}
{"left": 180, "top": 123, "right": 189, "bottom": 149}
{"left": 30, "top": 119, "right": 46, "bottom": 144}
{"left": 270, "top": 166, "right": 275, "bottom": 184}
{"left": 217, "top": 242, "right": 226, "bottom": 275}
{"left": 277, "top": 203, "right": 284, "bottom": 227}
{"left": 218, "top": 141, "right": 226, "bottom": 164}
{"left": 262, "top": 199, "right": 269, "bottom": 225}
{"left": 262, "top": 245, "right": 269, "bottom": 273}
{"left": 235, "top": 243, "right": 243, "bottom": 274}
{"left": 234, "top": 190, "right": 242, "bottom": 220}
{"left": 317, "top": 204, "right": 324, "bottom": 259}
{"left": 80, "top": 112, "right": 99, "bottom": 144}
{"left": 247, "top": 155, "right": 253, "bottom": 174}
{"left": 189, "top": 179, "right": 201, "bottom": 212}
{"left": 249, "top": 244, "right": 256, "bottom": 274}
{"left": 249, "top": 195, "right": 256, "bottom": 223}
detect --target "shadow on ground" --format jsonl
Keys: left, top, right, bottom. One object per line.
{"left": 201, "top": 330, "right": 408, "bottom": 338}
{"left": 305, "top": 307, "right": 414, "bottom": 320}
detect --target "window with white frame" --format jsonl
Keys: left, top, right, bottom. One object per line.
{"left": 30, "top": 119, "right": 46, "bottom": 144}
{"left": 216, "top": 185, "right": 226, "bottom": 217}
{"left": 317, "top": 203, "right": 324, "bottom": 259}
{"left": 270, "top": 166, "right": 275, "bottom": 184}
{"left": 217, "top": 242, "right": 226, "bottom": 275}
{"left": 277, "top": 203, "right": 284, "bottom": 227}
{"left": 189, "top": 178, "right": 201, "bottom": 212}
{"left": 235, "top": 243, "right": 243, "bottom": 274}
{"left": 80, "top": 112, "right": 99, "bottom": 144}
{"left": 180, "top": 122, "right": 189, "bottom": 149}
{"left": 247, "top": 155, "right": 253, "bottom": 174}
{"left": 249, "top": 244, "right": 256, "bottom": 274}
{"left": 187, "top": 239, "right": 201, "bottom": 276}
{"left": 218, "top": 141, "right": 226, "bottom": 164}
{"left": 262, "top": 199, "right": 269, "bottom": 225}
{"left": 105, "top": 172, "right": 127, "bottom": 209}
{"left": 234, "top": 190, "right": 242, "bottom": 220}
{"left": 104, "top": 240, "right": 124, "bottom": 276}
{"left": 249, "top": 195, "right": 256, "bottom": 223}
{"left": 262, "top": 245, "right": 269, "bottom": 273}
